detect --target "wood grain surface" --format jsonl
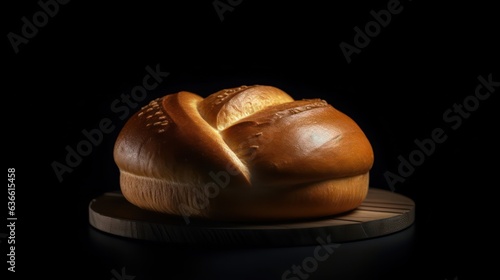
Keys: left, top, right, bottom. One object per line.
{"left": 88, "top": 188, "right": 415, "bottom": 246}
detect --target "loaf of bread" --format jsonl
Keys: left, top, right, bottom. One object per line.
{"left": 113, "top": 85, "right": 374, "bottom": 221}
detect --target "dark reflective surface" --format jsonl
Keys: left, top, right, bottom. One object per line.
{"left": 86, "top": 221, "right": 416, "bottom": 280}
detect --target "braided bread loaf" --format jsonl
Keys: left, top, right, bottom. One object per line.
{"left": 113, "top": 85, "right": 374, "bottom": 221}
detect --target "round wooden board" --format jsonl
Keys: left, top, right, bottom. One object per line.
{"left": 88, "top": 188, "right": 415, "bottom": 246}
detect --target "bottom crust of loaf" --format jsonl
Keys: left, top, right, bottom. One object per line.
{"left": 120, "top": 171, "right": 369, "bottom": 222}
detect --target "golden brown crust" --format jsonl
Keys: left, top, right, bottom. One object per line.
{"left": 198, "top": 85, "right": 294, "bottom": 130}
{"left": 113, "top": 91, "right": 250, "bottom": 188}
{"left": 120, "top": 171, "right": 369, "bottom": 221}
{"left": 113, "top": 85, "right": 374, "bottom": 221}
{"left": 221, "top": 98, "right": 374, "bottom": 187}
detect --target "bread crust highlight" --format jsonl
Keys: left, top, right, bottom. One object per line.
{"left": 114, "top": 85, "right": 374, "bottom": 221}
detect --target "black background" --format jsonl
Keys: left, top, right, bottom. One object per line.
{"left": 3, "top": 0, "right": 498, "bottom": 279}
